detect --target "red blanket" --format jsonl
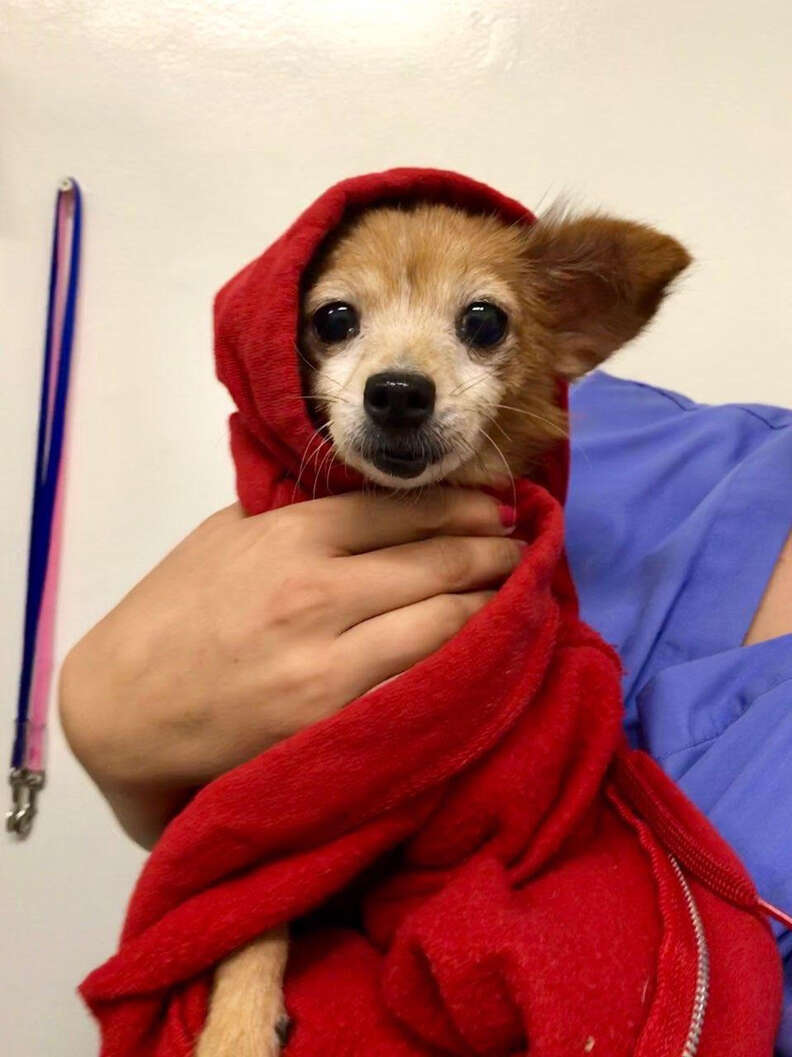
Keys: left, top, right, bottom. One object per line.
{"left": 80, "top": 169, "right": 781, "bottom": 1057}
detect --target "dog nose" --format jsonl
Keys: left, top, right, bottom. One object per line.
{"left": 364, "top": 372, "right": 436, "bottom": 428}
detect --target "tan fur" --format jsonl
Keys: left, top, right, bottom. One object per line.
{"left": 301, "top": 202, "right": 689, "bottom": 488}
{"left": 196, "top": 201, "right": 690, "bottom": 1057}
{"left": 195, "top": 927, "right": 289, "bottom": 1057}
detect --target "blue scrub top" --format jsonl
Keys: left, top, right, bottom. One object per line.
{"left": 567, "top": 371, "right": 792, "bottom": 1053}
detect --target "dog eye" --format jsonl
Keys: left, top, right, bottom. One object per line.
{"left": 458, "top": 301, "right": 508, "bottom": 349}
{"left": 312, "top": 301, "right": 359, "bottom": 344}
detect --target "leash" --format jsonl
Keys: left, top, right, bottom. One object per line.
{"left": 6, "top": 177, "right": 82, "bottom": 838}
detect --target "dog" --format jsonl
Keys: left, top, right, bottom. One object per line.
{"left": 195, "top": 200, "right": 690, "bottom": 1057}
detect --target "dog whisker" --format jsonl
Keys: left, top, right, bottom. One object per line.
{"left": 449, "top": 374, "right": 489, "bottom": 399}
{"left": 292, "top": 422, "right": 331, "bottom": 501}
{"left": 282, "top": 393, "right": 353, "bottom": 411}
{"left": 490, "top": 403, "right": 566, "bottom": 435}
{"left": 481, "top": 411, "right": 512, "bottom": 445}
{"left": 457, "top": 434, "right": 490, "bottom": 481}
{"left": 301, "top": 394, "right": 353, "bottom": 407}
{"left": 313, "top": 443, "right": 336, "bottom": 501}
{"left": 478, "top": 427, "right": 518, "bottom": 514}
{"left": 310, "top": 433, "right": 332, "bottom": 474}
{"left": 324, "top": 447, "right": 339, "bottom": 495}
{"left": 293, "top": 344, "right": 350, "bottom": 396}
{"left": 293, "top": 342, "right": 321, "bottom": 376}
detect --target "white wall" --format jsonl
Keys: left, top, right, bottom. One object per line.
{"left": 2, "top": 2, "right": 790, "bottom": 1054}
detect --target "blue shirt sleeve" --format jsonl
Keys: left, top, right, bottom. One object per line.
{"left": 565, "top": 372, "right": 792, "bottom": 1053}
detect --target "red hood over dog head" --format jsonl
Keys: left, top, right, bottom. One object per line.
{"left": 213, "top": 167, "right": 569, "bottom": 513}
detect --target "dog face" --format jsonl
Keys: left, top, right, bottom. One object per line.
{"left": 300, "top": 202, "right": 690, "bottom": 489}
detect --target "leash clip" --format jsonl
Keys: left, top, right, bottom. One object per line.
{"left": 6, "top": 767, "right": 45, "bottom": 838}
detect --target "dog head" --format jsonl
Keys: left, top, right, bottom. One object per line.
{"left": 300, "top": 202, "right": 690, "bottom": 489}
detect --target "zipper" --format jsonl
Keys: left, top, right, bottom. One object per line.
{"left": 614, "top": 753, "right": 756, "bottom": 910}
{"left": 669, "top": 855, "right": 710, "bottom": 1057}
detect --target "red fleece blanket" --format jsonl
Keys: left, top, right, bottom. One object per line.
{"left": 80, "top": 169, "right": 781, "bottom": 1057}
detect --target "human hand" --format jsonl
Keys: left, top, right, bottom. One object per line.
{"left": 59, "top": 489, "right": 520, "bottom": 847}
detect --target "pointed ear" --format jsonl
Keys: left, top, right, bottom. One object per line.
{"left": 524, "top": 209, "right": 691, "bottom": 379}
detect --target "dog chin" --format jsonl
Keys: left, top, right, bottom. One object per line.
{"left": 344, "top": 448, "right": 463, "bottom": 490}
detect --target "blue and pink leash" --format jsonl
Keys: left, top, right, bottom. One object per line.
{"left": 7, "top": 178, "right": 82, "bottom": 837}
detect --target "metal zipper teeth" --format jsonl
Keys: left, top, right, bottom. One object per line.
{"left": 669, "top": 855, "right": 710, "bottom": 1057}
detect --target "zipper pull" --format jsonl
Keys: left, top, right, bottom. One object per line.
{"left": 757, "top": 897, "right": 792, "bottom": 930}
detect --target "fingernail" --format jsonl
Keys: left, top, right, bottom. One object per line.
{"left": 498, "top": 504, "right": 517, "bottom": 532}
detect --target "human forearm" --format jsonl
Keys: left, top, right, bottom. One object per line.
{"left": 59, "top": 490, "right": 518, "bottom": 848}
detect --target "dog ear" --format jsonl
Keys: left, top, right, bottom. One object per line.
{"left": 524, "top": 208, "right": 691, "bottom": 379}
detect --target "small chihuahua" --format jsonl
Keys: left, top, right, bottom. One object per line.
{"left": 196, "top": 201, "right": 690, "bottom": 1057}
